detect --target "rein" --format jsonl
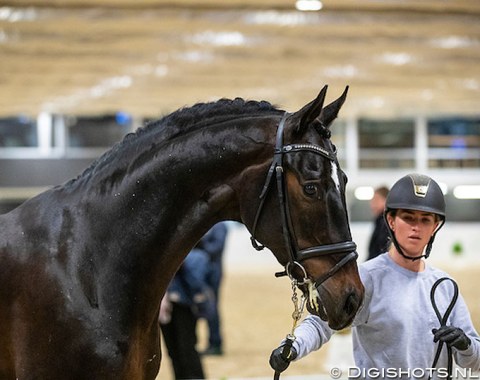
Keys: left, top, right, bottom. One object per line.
{"left": 249, "top": 112, "right": 358, "bottom": 287}
{"left": 429, "top": 277, "right": 459, "bottom": 380}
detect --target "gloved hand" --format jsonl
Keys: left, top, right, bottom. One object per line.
{"left": 433, "top": 326, "right": 471, "bottom": 351}
{"left": 269, "top": 344, "right": 298, "bottom": 373}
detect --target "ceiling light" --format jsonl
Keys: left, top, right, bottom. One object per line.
{"left": 453, "top": 185, "right": 480, "bottom": 199}
{"left": 295, "top": 0, "right": 323, "bottom": 11}
{"left": 354, "top": 186, "right": 374, "bottom": 201}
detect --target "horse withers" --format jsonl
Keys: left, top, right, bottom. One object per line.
{"left": 0, "top": 86, "right": 363, "bottom": 379}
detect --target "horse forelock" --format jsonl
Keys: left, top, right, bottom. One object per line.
{"left": 65, "top": 98, "right": 282, "bottom": 187}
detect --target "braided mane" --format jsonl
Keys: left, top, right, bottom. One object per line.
{"left": 66, "top": 98, "right": 283, "bottom": 186}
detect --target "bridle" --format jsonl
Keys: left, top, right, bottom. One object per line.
{"left": 256, "top": 113, "right": 359, "bottom": 380}
{"left": 250, "top": 112, "right": 358, "bottom": 288}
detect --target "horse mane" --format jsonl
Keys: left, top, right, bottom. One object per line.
{"left": 141, "top": 97, "right": 280, "bottom": 139}
{"left": 65, "top": 98, "right": 282, "bottom": 187}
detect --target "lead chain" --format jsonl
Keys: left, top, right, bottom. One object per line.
{"left": 289, "top": 281, "right": 306, "bottom": 338}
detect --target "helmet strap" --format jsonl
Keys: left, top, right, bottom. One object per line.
{"left": 391, "top": 234, "right": 426, "bottom": 261}
{"left": 423, "top": 219, "right": 445, "bottom": 259}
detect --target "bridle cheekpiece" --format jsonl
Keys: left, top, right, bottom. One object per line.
{"left": 249, "top": 112, "right": 358, "bottom": 288}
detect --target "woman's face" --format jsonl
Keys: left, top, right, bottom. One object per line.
{"left": 387, "top": 209, "right": 439, "bottom": 257}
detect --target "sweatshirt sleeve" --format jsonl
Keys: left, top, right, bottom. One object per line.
{"left": 291, "top": 315, "right": 335, "bottom": 360}
{"left": 452, "top": 293, "right": 480, "bottom": 371}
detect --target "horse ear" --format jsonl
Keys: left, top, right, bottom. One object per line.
{"left": 291, "top": 85, "right": 328, "bottom": 134}
{"left": 319, "top": 86, "right": 349, "bottom": 128}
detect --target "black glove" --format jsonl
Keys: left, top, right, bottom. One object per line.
{"left": 269, "top": 344, "right": 298, "bottom": 373}
{"left": 433, "top": 326, "right": 471, "bottom": 351}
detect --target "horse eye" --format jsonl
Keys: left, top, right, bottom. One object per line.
{"left": 303, "top": 183, "right": 318, "bottom": 197}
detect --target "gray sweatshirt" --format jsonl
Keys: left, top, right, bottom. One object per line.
{"left": 292, "top": 253, "right": 480, "bottom": 379}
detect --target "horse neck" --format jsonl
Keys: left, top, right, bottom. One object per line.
{"left": 127, "top": 118, "right": 273, "bottom": 223}
{"left": 77, "top": 116, "right": 277, "bottom": 297}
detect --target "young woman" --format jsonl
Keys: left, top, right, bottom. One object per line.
{"left": 270, "top": 173, "right": 480, "bottom": 379}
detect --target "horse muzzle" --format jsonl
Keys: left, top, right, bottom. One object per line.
{"left": 311, "top": 280, "right": 364, "bottom": 330}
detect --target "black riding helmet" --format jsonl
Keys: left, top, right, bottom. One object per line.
{"left": 384, "top": 173, "right": 446, "bottom": 260}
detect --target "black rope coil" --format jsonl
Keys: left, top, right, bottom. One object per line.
{"left": 429, "top": 277, "right": 459, "bottom": 380}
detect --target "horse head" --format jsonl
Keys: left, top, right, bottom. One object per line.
{"left": 244, "top": 86, "right": 364, "bottom": 330}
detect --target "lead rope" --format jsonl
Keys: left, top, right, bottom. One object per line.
{"left": 429, "top": 277, "right": 459, "bottom": 380}
{"left": 273, "top": 281, "right": 306, "bottom": 380}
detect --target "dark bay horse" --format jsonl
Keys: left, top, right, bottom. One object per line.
{"left": 0, "top": 85, "right": 363, "bottom": 379}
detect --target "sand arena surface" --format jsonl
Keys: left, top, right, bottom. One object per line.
{"left": 157, "top": 264, "right": 480, "bottom": 379}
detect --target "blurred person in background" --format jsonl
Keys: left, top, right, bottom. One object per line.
{"left": 199, "top": 222, "right": 228, "bottom": 356}
{"left": 159, "top": 245, "right": 209, "bottom": 379}
{"left": 270, "top": 173, "right": 480, "bottom": 378}
{"left": 367, "top": 185, "right": 390, "bottom": 261}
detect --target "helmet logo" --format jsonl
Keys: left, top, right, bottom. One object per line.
{"left": 409, "top": 174, "right": 431, "bottom": 198}
{"left": 413, "top": 183, "right": 429, "bottom": 197}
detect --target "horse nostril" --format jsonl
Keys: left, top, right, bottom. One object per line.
{"left": 344, "top": 291, "right": 361, "bottom": 316}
